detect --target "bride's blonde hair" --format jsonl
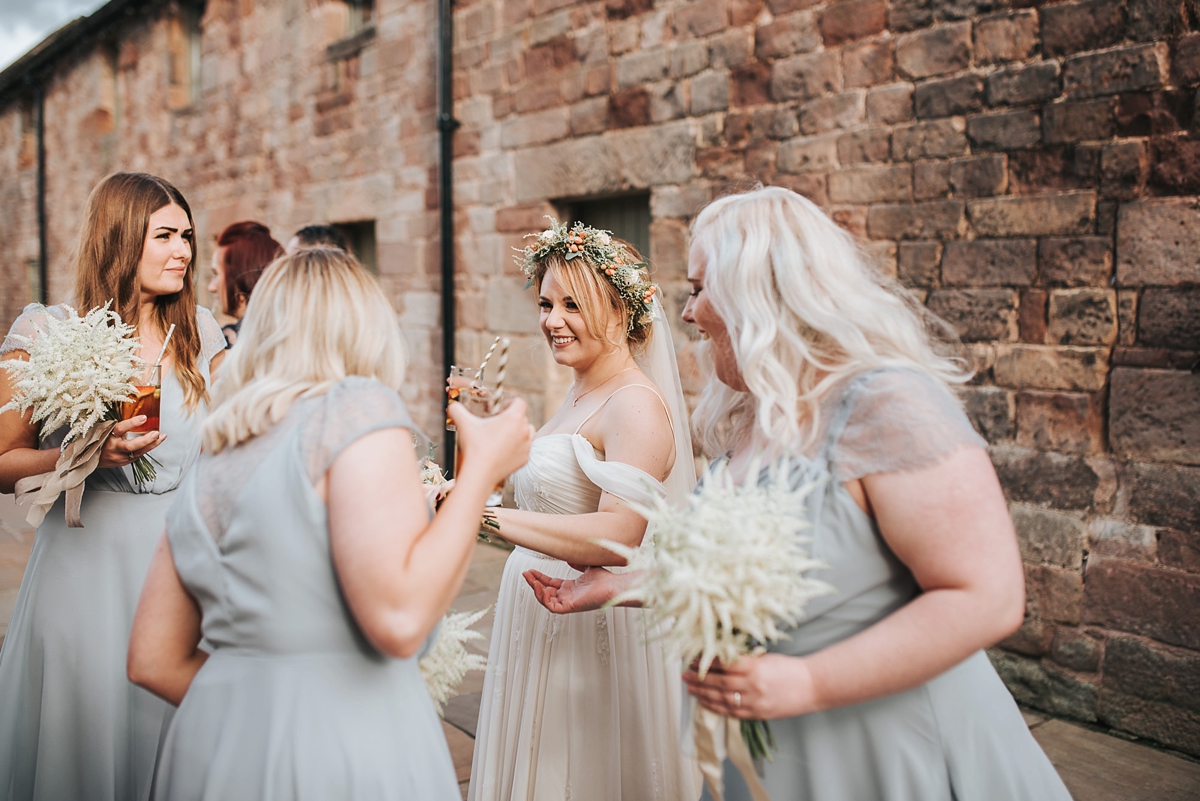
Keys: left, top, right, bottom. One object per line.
{"left": 689, "top": 186, "right": 970, "bottom": 456}
{"left": 203, "top": 248, "right": 407, "bottom": 453}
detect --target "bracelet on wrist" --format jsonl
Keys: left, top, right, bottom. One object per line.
{"left": 479, "top": 509, "right": 501, "bottom": 543}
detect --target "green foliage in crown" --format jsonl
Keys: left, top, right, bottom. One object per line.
{"left": 516, "top": 217, "right": 658, "bottom": 334}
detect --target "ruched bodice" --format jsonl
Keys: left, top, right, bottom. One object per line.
{"left": 513, "top": 433, "right": 664, "bottom": 519}
{"left": 513, "top": 435, "right": 604, "bottom": 516}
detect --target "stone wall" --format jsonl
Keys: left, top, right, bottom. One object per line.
{"left": 0, "top": 0, "right": 1196, "bottom": 755}
{"left": 450, "top": 0, "right": 1199, "bottom": 755}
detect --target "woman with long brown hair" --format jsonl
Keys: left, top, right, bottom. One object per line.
{"left": 0, "top": 172, "right": 227, "bottom": 800}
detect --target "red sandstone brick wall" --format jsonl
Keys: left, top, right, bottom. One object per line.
{"left": 0, "top": 0, "right": 1196, "bottom": 755}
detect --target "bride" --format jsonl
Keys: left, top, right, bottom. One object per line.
{"left": 468, "top": 222, "right": 698, "bottom": 801}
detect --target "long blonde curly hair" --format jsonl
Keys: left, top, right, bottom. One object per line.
{"left": 688, "top": 186, "right": 971, "bottom": 457}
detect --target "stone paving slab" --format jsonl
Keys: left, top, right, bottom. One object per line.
{"left": 1032, "top": 718, "right": 1200, "bottom": 800}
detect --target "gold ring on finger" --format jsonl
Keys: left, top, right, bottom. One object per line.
{"left": 733, "top": 691, "right": 741, "bottom": 709}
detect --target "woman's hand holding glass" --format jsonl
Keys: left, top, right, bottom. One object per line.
{"left": 446, "top": 397, "right": 534, "bottom": 497}
{"left": 97, "top": 419, "right": 165, "bottom": 470}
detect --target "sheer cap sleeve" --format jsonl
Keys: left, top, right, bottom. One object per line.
{"left": 196, "top": 307, "right": 228, "bottom": 363}
{"left": 301, "top": 376, "right": 417, "bottom": 483}
{"left": 823, "top": 368, "right": 986, "bottom": 481}
{"left": 1, "top": 304, "right": 69, "bottom": 356}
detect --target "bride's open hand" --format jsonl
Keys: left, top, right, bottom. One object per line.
{"left": 522, "top": 567, "right": 641, "bottom": 614}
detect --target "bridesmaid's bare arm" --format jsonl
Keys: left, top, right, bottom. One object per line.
{"left": 127, "top": 535, "right": 208, "bottom": 705}
{"left": 326, "top": 401, "right": 533, "bottom": 660}
{"left": 0, "top": 353, "right": 57, "bottom": 493}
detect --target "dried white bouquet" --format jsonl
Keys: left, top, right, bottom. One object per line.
{"left": 1, "top": 303, "right": 157, "bottom": 525}
{"left": 1, "top": 303, "right": 141, "bottom": 443}
{"left": 602, "top": 459, "right": 833, "bottom": 798}
{"left": 419, "top": 453, "right": 448, "bottom": 487}
{"left": 419, "top": 607, "right": 489, "bottom": 717}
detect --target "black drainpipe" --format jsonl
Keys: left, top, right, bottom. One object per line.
{"left": 436, "top": 0, "right": 460, "bottom": 472}
{"left": 32, "top": 77, "right": 48, "bottom": 304}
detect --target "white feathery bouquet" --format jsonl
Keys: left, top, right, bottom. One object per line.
{"left": 1, "top": 303, "right": 157, "bottom": 527}
{"left": 419, "top": 607, "right": 489, "bottom": 717}
{"left": 417, "top": 443, "right": 449, "bottom": 489}
{"left": 601, "top": 459, "right": 833, "bottom": 800}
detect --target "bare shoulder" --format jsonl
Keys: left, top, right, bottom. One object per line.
{"left": 590, "top": 376, "right": 675, "bottom": 474}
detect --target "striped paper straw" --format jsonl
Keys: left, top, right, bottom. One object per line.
{"left": 479, "top": 335, "right": 501, "bottom": 375}
{"left": 494, "top": 338, "right": 510, "bottom": 393}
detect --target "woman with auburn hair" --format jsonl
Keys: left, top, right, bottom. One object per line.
{"left": 126, "top": 248, "right": 534, "bottom": 799}
{"left": 207, "top": 221, "right": 283, "bottom": 347}
{"left": 525, "top": 187, "right": 1071, "bottom": 801}
{"left": 0, "top": 172, "right": 227, "bottom": 800}
{"left": 469, "top": 225, "right": 699, "bottom": 801}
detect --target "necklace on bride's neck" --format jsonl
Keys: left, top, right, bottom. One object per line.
{"left": 571, "top": 367, "right": 637, "bottom": 407}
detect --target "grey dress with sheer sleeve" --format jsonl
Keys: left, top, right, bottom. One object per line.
{"left": 152, "top": 376, "right": 459, "bottom": 801}
{"left": 0, "top": 303, "right": 227, "bottom": 801}
{"left": 706, "top": 367, "right": 1071, "bottom": 801}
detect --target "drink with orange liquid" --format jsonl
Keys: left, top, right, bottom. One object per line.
{"left": 121, "top": 364, "right": 161, "bottom": 434}
{"left": 460, "top": 387, "right": 511, "bottom": 506}
{"left": 446, "top": 365, "right": 482, "bottom": 431}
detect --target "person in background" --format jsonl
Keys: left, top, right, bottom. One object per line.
{"left": 286, "top": 224, "right": 348, "bottom": 254}
{"left": 207, "top": 221, "right": 282, "bottom": 348}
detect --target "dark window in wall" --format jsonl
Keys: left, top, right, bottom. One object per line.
{"left": 347, "top": 0, "right": 375, "bottom": 36}
{"left": 335, "top": 220, "right": 377, "bottom": 274}
{"left": 167, "top": 2, "right": 202, "bottom": 109}
{"left": 565, "top": 194, "right": 652, "bottom": 264}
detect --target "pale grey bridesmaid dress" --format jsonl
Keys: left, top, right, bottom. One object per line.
{"left": 705, "top": 368, "right": 1072, "bottom": 801}
{"left": 0, "top": 303, "right": 227, "bottom": 801}
{"left": 152, "top": 377, "right": 459, "bottom": 801}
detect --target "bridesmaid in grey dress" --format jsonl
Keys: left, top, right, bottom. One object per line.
{"left": 126, "top": 248, "right": 535, "bottom": 800}
{"left": 0, "top": 173, "right": 226, "bottom": 800}
{"left": 526, "top": 187, "right": 1072, "bottom": 800}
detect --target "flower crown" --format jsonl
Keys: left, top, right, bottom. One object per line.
{"left": 517, "top": 217, "right": 658, "bottom": 334}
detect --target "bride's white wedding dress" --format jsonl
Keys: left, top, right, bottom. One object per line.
{"left": 468, "top": 390, "right": 699, "bottom": 801}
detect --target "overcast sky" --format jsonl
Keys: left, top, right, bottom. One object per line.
{"left": 0, "top": 0, "right": 107, "bottom": 71}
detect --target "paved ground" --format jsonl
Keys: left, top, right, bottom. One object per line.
{"left": 2, "top": 494, "right": 1198, "bottom": 799}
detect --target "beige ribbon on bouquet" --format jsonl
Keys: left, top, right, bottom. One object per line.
{"left": 14, "top": 419, "right": 117, "bottom": 528}
{"left": 693, "top": 705, "right": 772, "bottom": 801}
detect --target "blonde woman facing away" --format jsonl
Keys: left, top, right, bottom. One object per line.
{"left": 0, "top": 172, "right": 227, "bottom": 801}
{"left": 525, "top": 187, "right": 1072, "bottom": 801}
{"left": 126, "top": 249, "right": 534, "bottom": 799}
